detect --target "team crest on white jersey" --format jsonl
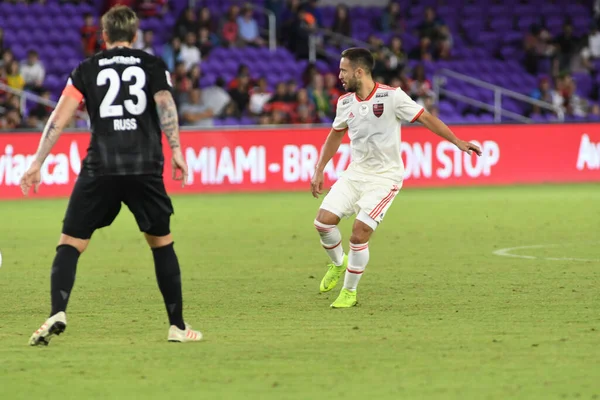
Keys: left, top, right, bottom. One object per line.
{"left": 359, "top": 103, "right": 369, "bottom": 116}
{"left": 373, "top": 103, "right": 384, "bottom": 118}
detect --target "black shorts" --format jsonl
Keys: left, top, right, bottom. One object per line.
{"left": 62, "top": 174, "right": 174, "bottom": 240}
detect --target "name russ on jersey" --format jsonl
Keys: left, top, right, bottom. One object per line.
{"left": 113, "top": 118, "right": 138, "bottom": 131}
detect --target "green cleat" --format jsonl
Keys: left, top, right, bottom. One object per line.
{"left": 319, "top": 254, "right": 348, "bottom": 293}
{"left": 330, "top": 288, "right": 358, "bottom": 308}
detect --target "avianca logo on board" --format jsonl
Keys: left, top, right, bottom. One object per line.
{"left": 0, "top": 142, "right": 81, "bottom": 186}
{"left": 577, "top": 134, "right": 600, "bottom": 171}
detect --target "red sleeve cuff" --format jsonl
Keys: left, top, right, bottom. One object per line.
{"left": 62, "top": 84, "right": 84, "bottom": 103}
{"left": 410, "top": 108, "right": 425, "bottom": 123}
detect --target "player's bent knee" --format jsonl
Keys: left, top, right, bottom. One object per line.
{"left": 145, "top": 233, "right": 174, "bottom": 249}
{"left": 58, "top": 234, "right": 89, "bottom": 253}
{"left": 316, "top": 209, "right": 341, "bottom": 226}
{"left": 350, "top": 217, "right": 375, "bottom": 244}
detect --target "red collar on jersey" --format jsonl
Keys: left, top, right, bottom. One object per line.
{"left": 355, "top": 82, "right": 379, "bottom": 102}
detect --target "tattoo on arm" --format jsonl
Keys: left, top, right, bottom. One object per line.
{"left": 34, "top": 118, "right": 62, "bottom": 165}
{"left": 155, "top": 90, "right": 181, "bottom": 151}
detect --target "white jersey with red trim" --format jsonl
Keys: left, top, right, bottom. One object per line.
{"left": 332, "top": 83, "right": 424, "bottom": 183}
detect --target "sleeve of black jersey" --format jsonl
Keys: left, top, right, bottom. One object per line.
{"left": 67, "top": 63, "right": 86, "bottom": 96}
{"left": 149, "top": 58, "right": 174, "bottom": 96}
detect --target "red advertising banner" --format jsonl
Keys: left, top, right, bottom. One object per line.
{"left": 0, "top": 123, "right": 599, "bottom": 199}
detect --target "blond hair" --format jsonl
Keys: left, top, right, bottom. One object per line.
{"left": 101, "top": 5, "right": 139, "bottom": 44}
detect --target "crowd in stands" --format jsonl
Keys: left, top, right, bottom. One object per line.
{"left": 0, "top": 0, "right": 599, "bottom": 129}
{"left": 524, "top": 16, "right": 600, "bottom": 119}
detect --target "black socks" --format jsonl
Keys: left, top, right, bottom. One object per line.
{"left": 152, "top": 242, "right": 185, "bottom": 330}
{"left": 50, "top": 244, "right": 81, "bottom": 316}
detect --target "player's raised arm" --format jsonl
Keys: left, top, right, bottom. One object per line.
{"left": 154, "top": 89, "right": 188, "bottom": 187}
{"left": 393, "top": 88, "right": 482, "bottom": 156}
{"left": 417, "top": 111, "right": 482, "bottom": 156}
{"left": 20, "top": 88, "right": 82, "bottom": 196}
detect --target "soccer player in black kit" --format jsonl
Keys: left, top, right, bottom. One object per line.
{"left": 21, "top": 6, "right": 203, "bottom": 345}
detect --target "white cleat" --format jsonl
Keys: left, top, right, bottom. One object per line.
{"left": 29, "top": 312, "right": 67, "bottom": 346}
{"left": 168, "top": 323, "right": 203, "bottom": 343}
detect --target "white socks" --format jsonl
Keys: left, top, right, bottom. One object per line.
{"left": 344, "top": 242, "right": 369, "bottom": 291}
{"left": 314, "top": 220, "right": 344, "bottom": 266}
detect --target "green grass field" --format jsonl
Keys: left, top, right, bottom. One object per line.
{"left": 0, "top": 183, "right": 599, "bottom": 399}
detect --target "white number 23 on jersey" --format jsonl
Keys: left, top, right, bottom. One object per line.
{"left": 97, "top": 66, "right": 147, "bottom": 118}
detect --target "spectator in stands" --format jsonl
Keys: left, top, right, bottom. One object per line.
{"left": 292, "top": 88, "right": 316, "bottom": 123}
{"left": 264, "top": 82, "right": 293, "bottom": 119}
{"left": 522, "top": 24, "right": 555, "bottom": 75}
{"left": 198, "top": 7, "right": 217, "bottom": 37}
{"left": 409, "top": 64, "right": 434, "bottom": 105}
{"left": 81, "top": 13, "right": 100, "bottom": 57}
{"left": 410, "top": 37, "right": 434, "bottom": 61}
{"left": 228, "top": 64, "right": 254, "bottom": 89}
{"left": 188, "top": 64, "right": 202, "bottom": 88}
{"left": 389, "top": 76, "right": 402, "bottom": 89}
{"left": 436, "top": 25, "right": 453, "bottom": 60}
{"left": 139, "top": 30, "right": 155, "bottom": 55}
{"left": 556, "top": 74, "right": 600, "bottom": 118}
{"left": 0, "top": 67, "right": 7, "bottom": 104}
{"left": 307, "top": 73, "right": 332, "bottom": 118}
{"left": 380, "top": 1, "right": 404, "bottom": 34}
{"left": 133, "top": 26, "right": 144, "bottom": 49}
{"left": 285, "top": 79, "right": 299, "bottom": 102}
{"left": 289, "top": 6, "right": 316, "bottom": 59}
{"left": 180, "top": 32, "right": 201, "bottom": 71}
{"left": 179, "top": 87, "right": 215, "bottom": 128}
{"left": 137, "top": 0, "right": 168, "bottom": 19}
{"left": 28, "top": 89, "right": 52, "bottom": 126}
{"left": 301, "top": 62, "right": 318, "bottom": 86}
{"left": 249, "top": 77, "right": 272, "bottom": 115}
{"left": 198, "top": 27, "right": 215, "bottom": 57}
{"left": 6, "top": 60, "right": 24, "bottom": 91}
{"left": 162, "top": 36, "right": 182, "bottom": 72}
{"left": 331, "top": 4, "right": 351, "bottom": 37}
{"left": 174, "top": 7, "right": 198, "bottom": 40}
{"left": 418, "top": 7, "right": 444, "bottom": 42}
{"left": 202, "top": 77, "right": 233, "bottom": 118}
{"left": 20, "top": 50, "right": 45, "bottom": 91}
{"left": 324, "top": 72, "right": 341, "bottom": 109}
{"left": 221, "top": 5, "right": 240, "bottom": 48}
{"left": 2, "top": 109, "right": 21, "bottom": 130}
{"left": 265, "top": 0, "right": 285, "bottom": 31}
{"left": 0, "top": 49, "right": 14, "bottom": 71}
{"left": 388, "top": 37, "right": 407, "bottom": 70}
{"left": 228, "top": 74, "right": 251, "bottom": 116}
{"left": 271, "top": 109, "right": 289, "bottom": 125}
{"left": 172, "top": 61, "right": 192, "bottom": 104}
{"left": 554, "top": 23, "right": 580, "bottom": 72}
{"left": 529, "top": 76, "right": 558, "bottom": 116}
{"left": 0, "top": 28, "right": 5, "bottom": 58}
{"left": 581, "top": 23, "right": 600, "bottom": 72}
{"left": 304, "top": 0, "right": 323, "bottom": 28}
{"left": 237, "top": 5, "right": 264, "bottom": 47}
{"left": 367, "top": 34, "right": 384, "bottom": 51}
{"left": 269, "top": 82, "right": 289, "bottom": 104}
{"left": 4, "top": 93, "right": 20, "bottom": 113}
{"left": 281, "top": 0, "right": 302, "bottom": 44}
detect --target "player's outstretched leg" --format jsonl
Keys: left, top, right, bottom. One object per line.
{"left": 29, "top": 235, "right": 86, "bottom": 346}
{"left": 331, "top": 216, "right": 374, "bottom": 309}
{"left": 314, "top": 209, "right": 348, "bottom": 292}
{"left": 146, "top": 234, "right": 202, "bottom": 343}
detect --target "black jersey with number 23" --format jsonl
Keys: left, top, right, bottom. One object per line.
{"left": 68, "top": 47, "right": 173, "bottom": 177}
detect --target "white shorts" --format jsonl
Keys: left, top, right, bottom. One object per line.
{"left": 320, "top": 174, "right": 402, "bottom": 230}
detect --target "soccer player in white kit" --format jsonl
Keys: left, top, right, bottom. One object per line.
{"left": 311, "top": 48, "right": 482, "bottom": 308}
